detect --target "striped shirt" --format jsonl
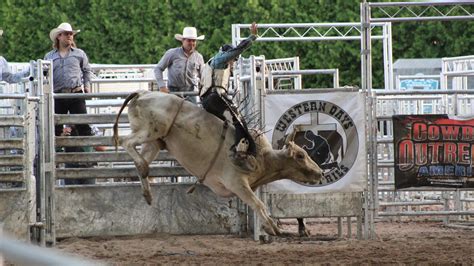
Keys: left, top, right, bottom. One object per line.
{"left": 0, "top": 56, "right": 29, "bottom": 83}
{"left": 44, "top": 48, "right": 91, "bottom": 93}
{"left": 154, "top": 47, "right": 204, "bottom": 92}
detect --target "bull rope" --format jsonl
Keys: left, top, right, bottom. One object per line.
{"left": 162, "top": 97, "right": 185, "bottom": 138}
{"left": 187, "top": 120, "right": 228, "bottom": 194}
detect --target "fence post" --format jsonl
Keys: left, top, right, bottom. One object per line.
{"left": 0, "top": 222, "right": 3, "bottom": 265}
{"left": 25, "top": 85, "right": 37, "bottom": 243}
{"left": 37, "top": 60, "right": 56, "bottom": 246}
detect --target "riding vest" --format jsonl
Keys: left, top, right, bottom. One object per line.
{"left": 200, "top": 63, "right": 231, "bottom": 97}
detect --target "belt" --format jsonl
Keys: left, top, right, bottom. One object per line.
{"left": 168, "top": 86, "right": 193, "bottom": 92}
{"left": 61, "top": 87, "right": 83, "bottom": 93}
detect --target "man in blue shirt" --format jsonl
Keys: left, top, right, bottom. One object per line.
{"left": 44, "top": 22, "right": 93, "bottom": 137}
{"left": 0, "top": 29, "right": 31, "bottom": 83}
{"left": 199, "top": 22, "right": 258, "bottom": 171}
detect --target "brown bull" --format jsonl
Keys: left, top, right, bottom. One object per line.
{"left": 113, "top": 91, "right": 322, "bottom": 236}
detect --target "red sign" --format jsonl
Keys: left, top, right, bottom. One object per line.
{"left": 393, "top": 115, "right": 474, "bottom": 189}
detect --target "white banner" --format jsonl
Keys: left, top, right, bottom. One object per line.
{"left": 264, "top": 91, "right": 367, "bottom": 193}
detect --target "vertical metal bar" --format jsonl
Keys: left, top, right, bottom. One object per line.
{"left": 48, "top": 61, "right": 57, "bottom": 246}
{"left": 259, "top": 55, "right": 267, "bottom": 128}
{"left": 249, "top": 55, "right": 256, "bottom": 118}
{"left": 388, "top": 23, "right": 394, "bottom": 90}
{"left": 32, "top": 144, "right": 43, "bottom": 243}
{"left": 357, "top": 213, "right": 363, "bottom": 239}
{"left": 253, "top": 187, "right": 262, "bottom": 241}
{"left": 24, "top": 79, "right": 37, "bottom": 242}
{"left": 333, "top": 69, "right": 340, "bottom": 88}
{"left": 441, "top": 58, "right": 448, "bottom": 90}
{"left": 268, "top": 72, "right": 274, "bottom": 91}
{"left": 383, "top": 23, "right": 389, "bottom": 90}
{"left": 346, "top": 217, "right": 352, "bottom": 238}
{"left": 36, "top": 60, "right": 46, "bottom": 247}
{"left": 361, "top": 1, "right": 376, "bottom": 240}
{"left": 442, "top": 191, "right": 450, "bottom": 225}
{"left": 250, "top": 55, "right": 266, "bottom": 241}
{"left": 258, "top": 56, "right": 268, "bottom": 241}
{"left": 337, "top": 217, "right": 342, "bottom": 238}
{"left": 231, "top": 24, "right": 239, "bottom": 48}
{"left": 372, "top": 90, "right": 379, "bottom": 222}
{"left": 38, "top": 60, "right": 57, "bottom": 246}
{"left": 453, "top": 94, "right": 458, "bottom": 115}
{"left": 0, "top": 222, "right": 3, "bottom": 264}
{"left": 236, "top": 57, "right": 243, "bottom": 98}
{"left": 454, "top": 190, "right": 461, "bottom": 221}
{"left": 295, "top": 56, "right": 302, "bottom": 90}
{"left": 232, "top": 26, "right": 241, "bottom": 102}
{"left": 384, "top": 23, "right": 394, "bottom": 90}
{"left": 462, "top": 68, "right": 468, "bottom": 90}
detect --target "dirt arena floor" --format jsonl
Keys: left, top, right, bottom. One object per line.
{"left": 55, "top": 220, "right": 474, "bottom": 265}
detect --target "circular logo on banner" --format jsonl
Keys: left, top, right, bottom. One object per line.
{"left": 271, "top": 100, "right": 359, "bottom": 186}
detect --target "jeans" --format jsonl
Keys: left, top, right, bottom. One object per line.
{"left": 54, "top": 94, "right": 92, "bottom": 137}
{"left": 201, "top": 91, "right": 256, "bottom": 155}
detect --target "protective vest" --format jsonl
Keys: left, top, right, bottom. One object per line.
{"left": 200, "top": 63, "right": 231, "bottom": 97}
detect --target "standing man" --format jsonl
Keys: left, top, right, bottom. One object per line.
{"left": 200, "top": 22, "right": 258, "bottom": 172}
{"left": 1, "top": 28, "right": 35, "bottom": 188}
{"left": 44, "top": 22, "right": 93, "bottom": 138}
{"left": 154, "top": 26, "right": 205, "bottom": 103}
{"left": 0, "top": 29, "right": 31, "bottom": 83}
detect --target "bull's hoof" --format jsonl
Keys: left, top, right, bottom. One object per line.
{"left": 143, "top": 191, "right": 153, "bottom": 205}
{"left": 278, "top": 230, "right": 294, "bottom": 237}
{"left": 259, "top": 235, "right": 273, "bottom": 244}
{"left": 274, "top": 227, "right": 282, "bottom": 236}
{"left": 299, "top": 228, "right": 311, "bottom": 237}
{"left": 262, "top": 224, "right": 279, "bottom": 236}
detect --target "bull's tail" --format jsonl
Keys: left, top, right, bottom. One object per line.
{"left": 113, "top": 92, "right": 140, "bottom": 152}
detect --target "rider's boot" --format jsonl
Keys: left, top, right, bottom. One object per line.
{"left": 230, "top": 138, "right": 257, "bottom": 172}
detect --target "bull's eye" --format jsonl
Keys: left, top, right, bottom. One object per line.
{"left": 296, "top": 152, "right": 305, "bottom": 160}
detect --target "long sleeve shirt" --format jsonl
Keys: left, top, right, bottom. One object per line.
{"left": 210, "top": 35, "right": 257, "bottom": 69}
{"left": 44, "top": 48, "right": 91, "bottom": 93}
{"left": 0, "top": 56, "right": 30, "bottom": 83}
{"left": 154, "top": 47, "right": 204, "bottom": 92}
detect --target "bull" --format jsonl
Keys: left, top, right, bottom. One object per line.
{"left": 113, "top": 91, "right": 322, "bottom": 236}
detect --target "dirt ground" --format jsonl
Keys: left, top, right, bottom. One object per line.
{"left": 55, "top": 220, "right": 474, "bottom": 265}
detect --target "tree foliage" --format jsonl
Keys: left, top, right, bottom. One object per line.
{"left": 0, "top": 0, "right": 472, "bottom": 88}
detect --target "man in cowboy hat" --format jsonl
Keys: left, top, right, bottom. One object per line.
{"left": 44, "top": 22, "right": 95, "bottom": 185}
{"left": 0, "top": 29, "right": 31, "bottom": 83}
{"left": 44, "top": 22, "right": 93, "bottom": 137}
{"left": 154, "top": 26, "right": 205, "bottom": 103}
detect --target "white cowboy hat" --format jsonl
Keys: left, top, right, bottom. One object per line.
{"left": 49, "top": 22, "right": 80, "bottom": 42}
{"left": 174, "top": 27, "right": 204, "bottom": 41}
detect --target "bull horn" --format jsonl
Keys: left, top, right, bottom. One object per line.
{"left": 285, "top": 131, "right": 296, "bottom": 145}
{"left": 285, "top": 125, "right": 301, "bottom": 145}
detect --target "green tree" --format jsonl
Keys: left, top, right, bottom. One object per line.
{"left": 1, "top": 0, "right": 472, "bottom": 88}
